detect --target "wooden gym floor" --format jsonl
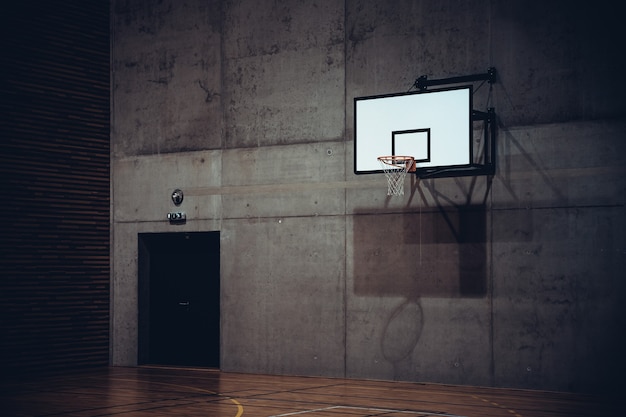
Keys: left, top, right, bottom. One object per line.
{"left": 1, "top": 366, "right": 617, "bottom": 417}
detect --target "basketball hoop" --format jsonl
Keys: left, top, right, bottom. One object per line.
{"left": 378, "top": 156, "right": 416, "bottom": 196}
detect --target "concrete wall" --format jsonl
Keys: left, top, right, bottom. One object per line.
{"left": 111, "top": 0, "right": 626, "bottom": 394}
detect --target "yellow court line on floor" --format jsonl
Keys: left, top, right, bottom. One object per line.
{"left": 472, "top": 395, "right": 522, "bottom": 417}
{"left": 104, "top": 377, "right": 244, "bottom": 417}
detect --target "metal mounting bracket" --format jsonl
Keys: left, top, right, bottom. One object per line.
{"left": 411, "top": 68, "right": 497, "bottom": 179}
{"left": 414, "top": 67, "right": 496, "bottom": 92}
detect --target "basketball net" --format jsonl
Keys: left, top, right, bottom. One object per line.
{"left": 378, "top": 156, "right": 415, "bottom": 196}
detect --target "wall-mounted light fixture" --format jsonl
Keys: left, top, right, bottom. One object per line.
{"left": 171, "top": 189, "right": 184, "bottom": 205}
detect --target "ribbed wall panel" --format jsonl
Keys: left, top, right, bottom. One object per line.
{"left": 1, "top": 1, "right": 110, "bottom": 377}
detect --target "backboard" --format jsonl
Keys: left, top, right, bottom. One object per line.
{"left": 354, "top": 85, "right": 473, "bottom": 176}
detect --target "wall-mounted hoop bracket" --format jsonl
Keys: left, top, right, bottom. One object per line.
{"left": 414, "top": 67, "right": 496, "bottom": 92}
{"left": 411, "top": 68, "right": 497, "bottom": 179}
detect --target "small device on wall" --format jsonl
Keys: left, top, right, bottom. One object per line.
{"left": 171, "top": 189, "right": 184, "bottom": 205}
{"left": 167, "top": 212, "right": 186, "bottom": 224}
{"left": 169, "top": 189, "right": 186, "bottom": 224}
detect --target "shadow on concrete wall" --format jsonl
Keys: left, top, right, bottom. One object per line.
{"left": 379, "top": 297, "right": 424, "bottom": 366}
{"left": 353, "top": 204, "right": 487, "bottom": 298}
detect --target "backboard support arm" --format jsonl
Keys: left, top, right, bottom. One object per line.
{"left": 414, "top": 67, "right": 496, "bottom": 92}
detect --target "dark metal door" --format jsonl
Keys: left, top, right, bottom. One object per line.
{"left": 138, "top": 232, "right": 220, "bottom": 368}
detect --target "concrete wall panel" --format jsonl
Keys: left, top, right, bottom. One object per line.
{"left": 223, "top": 0, "right": 345, "bottom": 148}
{"left": 223, "top": 142, "right": 345, "bottom": 186}
{"left": 223, "top": 48, "right": 345, "bottom": 148}
{"left": 494, "top": 121, "right": 626, "bottom": 210}
{"left": 112, "top": 0, "right": 223, "bottom": 156}
{"left": 346, "top": 295, "right": 492, "bottom": 386}
{"left": 347, "top": 176, "right": 493, "bottom": 214}
{"left": 346, "top": 207, "right": 492, "bottom": 384}
{"left": 113, "top": 150, "right": 222, "bottom": 222}
{"left": 346, "top": 0, "right": 491, "bottom": 100}
{"left": 110, "top": 222, "right": 140, "bottom": 366}
{"left": 492, "top": 206, "right": 626, "bottom": 392}
{"left": 220, "top": 216, "right": 346, "bottom": 376}
{"left": 221, "top": 141, "right": 346, "bottom": 218}
{"left": 490, "top": 1, "right": 625, "bottom": 125}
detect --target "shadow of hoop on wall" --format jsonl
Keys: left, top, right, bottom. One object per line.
{"left": 352, "top": 205, "right": 487, "bottom": 298}
{"left": 381, "top": 297, "right": 424, "bottom": 364}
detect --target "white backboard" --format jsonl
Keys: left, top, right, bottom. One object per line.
{"left": 354, "top": 86, "right": 472, "bottom": 174}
